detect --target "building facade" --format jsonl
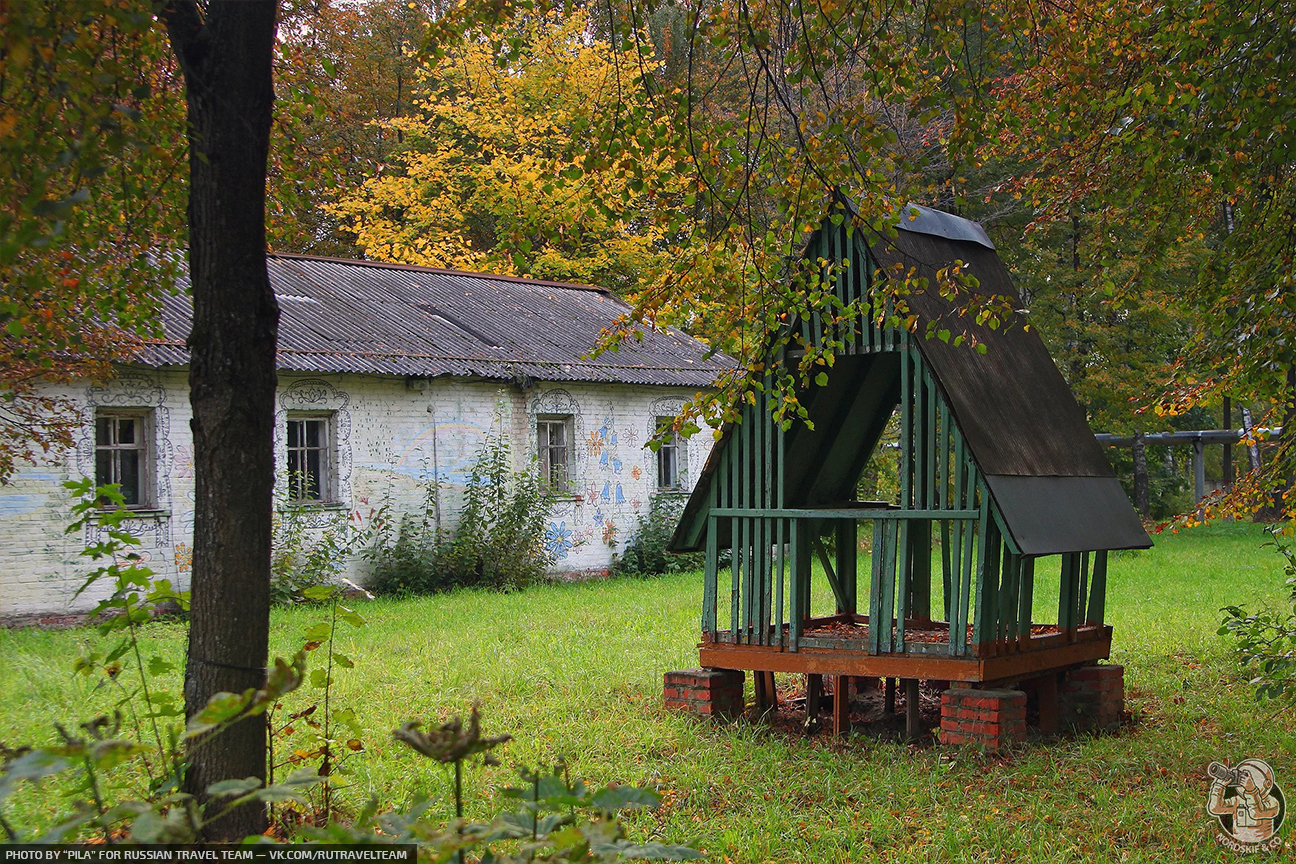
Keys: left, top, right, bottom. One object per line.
{"left": 1, "top": 255, "right": 727, "bottom": 621}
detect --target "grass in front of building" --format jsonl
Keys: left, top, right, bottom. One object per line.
{"left": 1, "top": 521, "right": 1293, "bottom": 861}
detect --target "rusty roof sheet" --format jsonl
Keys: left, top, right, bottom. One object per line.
{"left": 134, "top": 253, "right": 731, "bottom": 387}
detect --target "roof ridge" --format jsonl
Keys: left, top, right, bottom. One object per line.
{"left": 267, "top": 251, "right": 612, "bottom": 294}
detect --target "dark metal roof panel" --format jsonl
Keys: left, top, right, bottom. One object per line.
{"left": 895, "top": 203, "right": 995, "bottom": 249}
{"left": 870, "top": 230, "right": 1116, "bottom": 478}
{"left": 985, "top": 475, "right": 1152, "bottom": 554}
{"left": 138, "top": 255, "right": 731, "bottom": 387}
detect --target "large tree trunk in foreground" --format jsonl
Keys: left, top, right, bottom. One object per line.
{"left": 161, "top": 1, "right": 280, "bottom": 841}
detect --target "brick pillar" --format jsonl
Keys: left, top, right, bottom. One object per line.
{"left": 1059, "top": 664, "right": 1123, "bottom": 732}
{"left": 664, "top": 668, "right": 745, "bottom": 718}
{"left": 939, "top": 688, "right": 1027, "bottom": 751}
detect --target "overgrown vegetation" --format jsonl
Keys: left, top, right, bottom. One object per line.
{"left": 270, "top": 500, "right": 384, "bottom": 605}
{"left": 612, "top": 494, "right": 706, "bottom": 577}
{"left": 0, "top": 483, "right": 696, "bottom": 859}
{"left": 3, "top": 521, "right": 1289, "bottom": 861}
{"left": 1219, "top": 524, "right": 1296, "bottom": 702}
{"left": 368, "top": 431, "right": 557, "bottom": 596}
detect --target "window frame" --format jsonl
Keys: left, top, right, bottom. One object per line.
{"left": 655, "top": 417, "right": 685, "bottom": 491}
{"left": 536, "top": 414, "right": 574, "bottom": 491}
{"left": 285, "top": 412, "right": 336, "bottom": 505}
{"left": 94, "top": 409, "right": 153, "bottom": 509}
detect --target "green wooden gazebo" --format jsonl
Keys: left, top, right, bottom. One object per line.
{"left": 667, "top": 203, "right": 1151, "bottom": 740}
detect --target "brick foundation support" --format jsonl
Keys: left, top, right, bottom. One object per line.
{"left": 939, "top": 688, "right": 1027, "bottom": 751}
{"left": 664, "top": 668, "right": 745, "bottom": 718}
{"left": 1059, "top": 664, "right": 1123, "bottom": 732}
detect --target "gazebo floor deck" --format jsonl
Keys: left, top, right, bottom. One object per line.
{"left": 700, "top": 614, "right": 1112, "bottom": 685}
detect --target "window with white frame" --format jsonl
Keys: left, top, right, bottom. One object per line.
{"left": 95, "top": 410, "right": 152, "bottom": 507}
{"left": 536, "top": 415, "right": 572, "bottom": 489}
{"left": 655, "top": 417, "right": 684, "bottom": 490}
{"left": 286, "top": 413, "right": 334, "bottom": 503}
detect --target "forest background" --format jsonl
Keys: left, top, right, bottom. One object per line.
{"left": 3, "top": 0, "right": 1293, "bottom": 516}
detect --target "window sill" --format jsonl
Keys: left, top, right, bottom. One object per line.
{"left": 655, "top": 489, "right": 689, "bottom": 496}
{"left": 278, "top": 502, "right": 348, "bottom": 513}
{"left": 96, "top": 508, "right": 171, "bottom": 519}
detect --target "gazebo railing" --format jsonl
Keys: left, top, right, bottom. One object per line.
{"left": 701, "top": 507, "right": 1108, "bottom": 659}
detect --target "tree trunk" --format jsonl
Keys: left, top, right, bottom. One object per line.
{"left": 161, "top": 1, "right": 280, "bottom": 841}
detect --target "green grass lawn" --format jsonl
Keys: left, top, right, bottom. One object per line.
{"left": 2, "top": 522, "right": 1294, "bottom": 861}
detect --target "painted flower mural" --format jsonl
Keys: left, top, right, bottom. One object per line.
{"left": 544, "top": 520, "right": 574, "bottom": 560}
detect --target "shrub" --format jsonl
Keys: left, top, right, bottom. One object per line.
{"left": 1219, "top": 524, "right": 1296, "bottom": 701}
{"left": 367, "top": 431, "right": 557, "bottom": 595}
{"left": 613, "top": 493, "right": 709, "bottom": 577}
{"left": 271, "top": 502, "right": 384, "bottom": 605}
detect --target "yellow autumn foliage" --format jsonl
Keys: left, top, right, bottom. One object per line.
{"left": 329, "top": 11, "right": 677, "bottom": 296}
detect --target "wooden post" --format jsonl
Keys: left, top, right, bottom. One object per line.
{"left": 1223, "top": 396, "right": 1234, "bottom": 489}
{"left": 754, "top": 670, "right": 777, "bottom": 714}
{"left": 1193, "top": 436, "right": 1206, "bottom": 503}
{"left": 1037, "top": 672, "right": 1059, "bottom": 735}
{"left": 1132, "top": 431, "right": 1150, "bottom": 517}
{"left": 884, "top": 677, "right": 897, "bottom": 714}
{"left": 904, "top": 678, "right": 921, "bottom": 742}
{"left": 832, "top": 675, "right": 851, "bottom": 737}
{"left": 804, "top": 674, "right": 823, "bottom": 733}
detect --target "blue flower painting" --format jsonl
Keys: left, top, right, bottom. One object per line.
{"left": 544, "top": 521, "right": 574, "bottom": 559}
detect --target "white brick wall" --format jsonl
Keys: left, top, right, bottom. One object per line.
{"left": 0, "top": 370, "right": 716, "bottom": 617}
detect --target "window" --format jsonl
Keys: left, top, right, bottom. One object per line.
{"left": 656, "top": 418, "right": 684, "bottom": 490}
{"left": 95, "top": 410, "right": 151, "bottom": 507}
{"left": 286, "top": 414, "right": 333, "bottom": 503}
{"left": 537, "top": 416, "right": 572, "bottom": 489}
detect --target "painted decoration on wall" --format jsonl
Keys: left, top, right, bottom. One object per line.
{"left": 544, "top": 521, "right": 574, "bottom": 559}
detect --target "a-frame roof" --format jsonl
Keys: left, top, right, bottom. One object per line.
{"left": 670, "top": 205, "right": 1151, "bottom": 556}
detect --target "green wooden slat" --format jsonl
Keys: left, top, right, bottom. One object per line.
{"left": 869, "top": 519, "right": 884, "bottom": 654}
{"left": 880, "top": 520, "right": 897, "bottom": 653}
{"left": 955, "top": 454, "right": 978, "bottom": 655}
{"left": 914, "top": 352, "right": 924, "bottom": 508}
{"left": 776, "top": 388, "right": 785, "bottom": 508}
{"left": 746, "top": 409, "right": 756, "bottom": 645}
{"left": 703, "top": 515, "right": 718, "bottom": 636}
{"left": 1019, "top": 557, "right": 1036, "bottom": 642}
{"left": 1000, "top": 550, "right": 1018, "bottom": 648}
{"left": 1058, "top": 553, "right": 1076, "bottom": 630}
{"left": 937, "top": 399, "right": 949, "bottom": 510}
{"left": 949, "top": 424, "right": 966, "bottom": 652}
{"left": 775, "top": 518, "right": 785, "bottom": 646}
{"left": 789, "top": 519, "right": 801, "bottom": 651}
{"left": 900, "top": 341, "right": 911, "bottom": 508}
{"left": 710, "top": 507, "right": 980, "bottom": 519}
{"left": 925, "top": 366, "right": 937, "bottom": 508}
{"left": 759, "top": 517, "right": 770, "bottom": 645}
{"left": 971, "top": 484, "right": 995, "bottom": 647}
{"left": 1086, "top": 550, "right": 1108, "bottom": 626}
{"left": 1077, "top": 550, "right": 1090, "bottom": 628}
{"left": 896, "top": 519, "right": 910, "bottom": 651}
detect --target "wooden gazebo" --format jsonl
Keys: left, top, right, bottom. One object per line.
{"left": 665, "top": 203, "right": 1151, "bottom": 745}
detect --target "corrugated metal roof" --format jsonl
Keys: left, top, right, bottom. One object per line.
{"left": 134, "top": 253, "right": 732, "bottom": 388}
